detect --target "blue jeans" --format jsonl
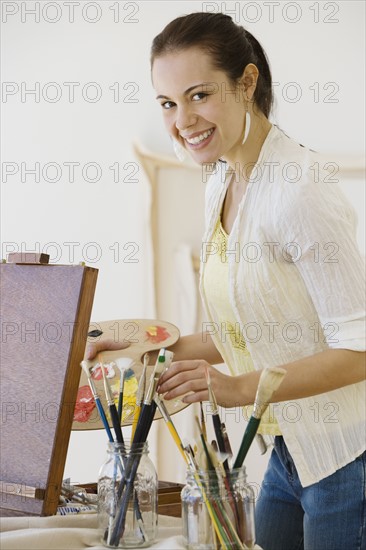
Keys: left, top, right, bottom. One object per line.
{"left": 255, "top": 436, "right": 366, "bottom": 550}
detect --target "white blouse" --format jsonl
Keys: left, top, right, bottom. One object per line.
{"left": 199, "top": 124, "right": 365, "bottom": 487}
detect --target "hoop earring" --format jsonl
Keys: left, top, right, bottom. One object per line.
{"left": 172, "top": 139, "right": 186, "bottom": 162}
{"left": 242, "top": 106, "right": 251, "bottom": 145}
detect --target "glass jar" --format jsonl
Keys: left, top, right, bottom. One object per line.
{"left": 98, "top": 441, "right": 158, "bottom": 548}
{"left": 181, "top": 466, "right": 255, "bottom": 549}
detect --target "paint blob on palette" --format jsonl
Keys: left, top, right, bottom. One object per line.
{"left": 73, "top": 366, "right": 137, "bottom": 424}
{"left": 74, "top": 385, "right": 95, "bottom": 423}
{"left": 72, "top": 318, "right": 187, "bottom": 431}
{"left": 145, "top": 325, "right": 171, "bottom": 344}
{"left": 90, "top": 362, "right": 115, "bottom": 381}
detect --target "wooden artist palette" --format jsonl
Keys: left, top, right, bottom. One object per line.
{"left": 72, "top": 318, "right": 187, "bottom": 431}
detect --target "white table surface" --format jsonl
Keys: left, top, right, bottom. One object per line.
{"left": 0, "top": 513, "right": 263, "bottom": 549}
{"left": 0, "top": 514, "right": 185, "bottom": 550}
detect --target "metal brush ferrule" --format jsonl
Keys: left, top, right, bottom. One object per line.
{"left": 145, "top": 350, "right": 166, "bottom": 404}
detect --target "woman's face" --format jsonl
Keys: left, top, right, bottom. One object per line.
{"left": 152, "top": 47, "right": 246, "bottom": 165}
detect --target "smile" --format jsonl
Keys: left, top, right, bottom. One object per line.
{"left": 184, "top": 128, "right": 215, "bottom": 145}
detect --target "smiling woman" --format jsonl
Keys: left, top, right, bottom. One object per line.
{"left": 152, "top": 49, "right": 251, "bottom": 164}
{"left": 147, "top": 11, "right": 366, "bottom": 550}
{"left": 151, "top": 39, "right": 271, "bottom": 173}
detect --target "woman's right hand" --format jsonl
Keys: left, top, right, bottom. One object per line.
{"left": 84, "top": 338, "right": 131, "bottom": 360}
{"left": 157, "top": 359, "right": 247, "bottom": 408}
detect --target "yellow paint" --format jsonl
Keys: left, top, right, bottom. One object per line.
{"left": 111, "top": 376, "right": 138, "bottom": 422}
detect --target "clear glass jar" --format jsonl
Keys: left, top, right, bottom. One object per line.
{"left": 98, "top": 441, "right": 158, "bottom": 548}
{"left": 181, "top": 466, "right": 255, "bottom": 549}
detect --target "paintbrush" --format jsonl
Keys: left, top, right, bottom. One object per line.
{"left": 233, "top": 366, "right": 286, "bottom": 469}
{"left": 195, "top": 416, "right": 217, "bottom": 473}
{"left": 131, "top": 352, "right": 149, "bottom": 440}
{"left": 153, "top": 392, "right": 188, "bottom": 467}
{"left": 132, "top": 348, "right": 169, "bottom": 445}
{"left": 100, "top": 358, "right": 124, "bottom": 445}
{"left": 200, "top": 402, "right": 207, "bottom": 441}
{"left": 80, "top": 360, "right": 113, "bottom": 442}
{"left": 221, "top": 422, "right": 233, "bottom": 461}
{"left": 205, "top": 368, "right": 229, "bottom": 471}
{"left": 134, "top": 348, "right": 173, "bottom": 443}
{"left": 155, "top": 394, "right": 187, "bottom": 461}
{"left": 115, "top": 357, "right": 133, "bottom": 423}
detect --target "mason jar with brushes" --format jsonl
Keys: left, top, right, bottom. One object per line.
{"left": 91, "top": 349, "right": 172, "bottom": 548}
{"left": 98, "top": 440, "right": 158, "bottom": 548}
{"left": 181, "top": 464, "right": 256, "bottom": 550}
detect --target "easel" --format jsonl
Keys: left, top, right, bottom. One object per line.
{"left": 0, "top": 256, "right": 98, "bottom": 516}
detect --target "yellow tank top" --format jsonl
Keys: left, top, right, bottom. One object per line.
{"left": 203, "top": 217, "right": 281, "bottom": 436}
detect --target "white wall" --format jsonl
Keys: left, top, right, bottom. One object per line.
{"left": 1, "top": 1, "right": 364, "bottom": 486}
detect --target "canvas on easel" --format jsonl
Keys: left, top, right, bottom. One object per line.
{"left": 0, "top": 261, "right": 98, "bottom": 516}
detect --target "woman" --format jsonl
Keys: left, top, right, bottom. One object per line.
{"left": 88, "top": 12, "right": 365, "bottom": 550}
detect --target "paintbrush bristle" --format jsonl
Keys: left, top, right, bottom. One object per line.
{"left": 99, "top": 361, "right": 114, "bottom": 404}
{"left": 80, "top": 360, "right": 92, "bottom": 378}
{"left": 145, "top": 349, "right": 166, "bottom": 403}
{"left": 115, "top": 357, "right": 134, "bottom": 370}
{"left": 253, "top": 367, "right": 286, "bottom": 418}
{"left": 115, "top": 358, "right": 132, "bottom": 398}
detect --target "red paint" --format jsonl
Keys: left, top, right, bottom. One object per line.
{"left": 91, "top": 365, "right": 103, "bottom": 380}
{"left": 91, "top": 363, "right": 115, "bottom": 380}
{"left": 73, "top": 385, "right": 96, "bottom": 423}
{"left": 145, "top": 325, "right": 171, "bottom": 344}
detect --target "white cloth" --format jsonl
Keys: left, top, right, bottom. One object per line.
{"left": 0, "top": 514, "right": 184, "bottom": 550}
{"left": 199, "top": 124, "right": 366, "bottom": 487}
{"left": 0, "top": 514, "right": 262, "bottom": 549}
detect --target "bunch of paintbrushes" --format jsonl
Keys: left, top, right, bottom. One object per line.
{"left": 80, "top": 348, "right": 174, "bottom": 548}
{"left": 155, "top": 389, "right": 246, "bottom": 548}
{"left": 156, "top": 366, "right": 286, "bottom": 549}
{"left": 80, "top": 351, "right": 286, "bottom": 548}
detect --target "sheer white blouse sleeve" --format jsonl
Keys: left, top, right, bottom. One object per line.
{"left": 273, "top": 161, "right": 365, "bottom": 352}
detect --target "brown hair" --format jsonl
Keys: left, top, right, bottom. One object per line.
{"left": 151, "top": 12, "right": 273, "bottom": 118}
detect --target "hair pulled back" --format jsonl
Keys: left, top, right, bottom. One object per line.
{"left": 151, "top": 12, "right": 273, "bottom": 118}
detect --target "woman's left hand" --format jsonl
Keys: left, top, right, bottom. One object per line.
{"left": 157, "top": 359, "right": 246, "bottom": 407}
